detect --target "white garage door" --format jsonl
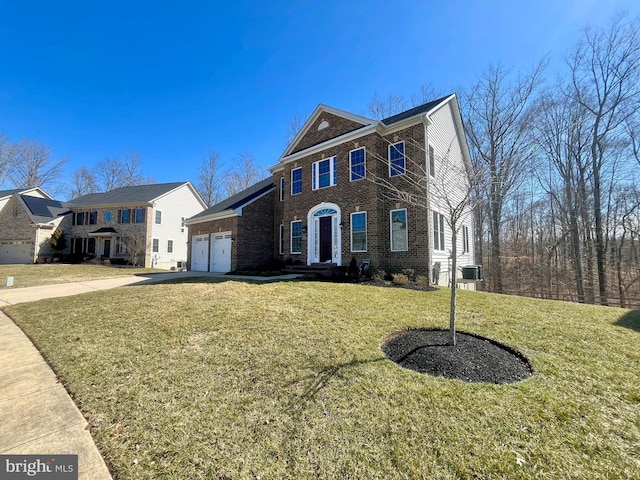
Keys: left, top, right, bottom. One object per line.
{"left": 210, "top": 233, "right": 232, "bottom": 273}
{"left": 0, "top": 241, "right": 32, "bottom": 264}
{"left": 191, "top": 235, "right": 209, "bottom": 271}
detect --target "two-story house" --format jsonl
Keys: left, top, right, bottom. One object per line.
{"left": 0, "top": 188, "right": 67, "bottom": 264}
{"left": 64, "top": 182, "right": 206, "bottom": 269}
{"left": 187, "top": 94, "right": 475, "bottom": 284}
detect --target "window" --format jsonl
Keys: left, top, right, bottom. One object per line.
{"left": 429, "top": 144, "right": 435, "bottom": 178}
{"left": 350, "top": 212, "right": 367, "bottom": 252}
{"left": 87, "top": 238, "right": 96, "bottom": 255}
{"left": 135, "top": 208, "right": 145, "bottom": 223}
{"left": 280, "top": 177, "right": 285, "bottom": 202}
{"left": 89, "top": 211, "right": 97, "bottom": 225}
{"left": 350, "top": 147, "right": 366, "bottom": 181}
{"left": 433, "top": 211, "right": 445, "bottom": 251}
{"left": 389, "top": 141, "right": 405, "bottom": 177}
{"left": 291, "top": 167, "right": 302, "bottom": 195}
{"left": 155, "top": 210, "right": 162, "bottom": 225}
{"left": 116, "top": 237, "right": 127, "bottom": 254}
{"left": 279, "top": 224, "right": 284, "bottom": 255}
{"left": 312, "top": 156, "right": 337, "bottom": 190}
{"left": 291, "top": 221, "right": 302, "bottom": 254}
{"left": 390, "top": 209, "right": 408, "bottom": 251}
{"left": 152, "top": 238, "right": 160, "bottom": 253}
{"left": 167, "top": 239, "right": 174, "bottom": 253}
{"left": 462, "top": 225, "right": 470, "bottom": 254}
{"left": 119, "top": 209, "right": 130, "bottom": 224}
{"left": 75, "top": 212, "right": 85, "bottom": 225}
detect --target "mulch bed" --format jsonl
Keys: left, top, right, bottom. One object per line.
{"left": 382, "top": 328, "right": 533, "bottom": 384}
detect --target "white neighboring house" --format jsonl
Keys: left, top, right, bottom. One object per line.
{"left": 65, "top": 182, "right": 206, "bottom": 269}
{"left": 0, "top": 188, "right": 66, "bottom": 264}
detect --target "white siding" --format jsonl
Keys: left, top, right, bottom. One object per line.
{"left": 150, "top": 184, "right": 205, "bottom": 270}
{"left": 428, "top": 102, "right": 475, "bottom": 288}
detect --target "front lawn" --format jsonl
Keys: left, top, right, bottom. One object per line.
{"left": 5, "top": 281, "right": 640, "bottom": 479}
{"left": 0, "top": 264, "right": 163, "bottom": 288}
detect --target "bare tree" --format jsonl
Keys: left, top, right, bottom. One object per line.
{"left": 95, "top": 157, "right": 126, "bottom": 191}
{"left": 9, "top": 140, "right": 66, "bottom": 191}
{"left": 565, "top": 14, "right": 640, "bottom": 305}
{"left": 0, "top": 135, "right": 17, "bottom": 187}
{"left": 367, "top": 136, "right": 479, "bottom": 345}
{"left": 462, "top": 61, "right": 545, "bottom": 293}
{"left": 197, "top": 150, "right": 226, "bottom": 207}
{"left": 68, "top": 166, "right": 99, "bottom": 199}
{"left": 286, "top": 111, "right": 308, "bottom": 146}
{"left": 367, "top": 93, "right": 409, "bottom": 120}
{"left": 121, "top": 152, "right": 146, "bottom": 187}
{"left": 225, "top": 152, "right": 267, "bottom": 196}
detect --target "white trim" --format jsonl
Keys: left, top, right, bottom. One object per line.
{"left": 279, "top": 177, "right": 285, "bottom": 202}
{"left": 152, "top": 237, "right": 160, "bottom": 253}
{"left": 350, "top": 211, "right": 367, "bottom": 252}
{"left": 312, "top": 156, "right": 337, "bottom": 190}
{"left": 154, "top": 209, "right": 162, "bottom": 225}
{"left": 349, "top": 147, "right": 366, "bottom": 182}
{"left": 433, "top": 211, "right": 445, "bottom": 251}
{"left": 290, "top": 167, "right": 302, "bottom": 195}
{"left": 167, "top": 238, "right": 174, "bottom": 254}
{"left": 306, "top": 202, "right": 342, "bottom": 265}
{"left": 290, "top": 220, "right": 302, "bottom": 254}
{"left": 390, "top": 208, "right": 408, "bottom": 252}
{"left": 278, "top": 224, "right": 284, "bottom": 255}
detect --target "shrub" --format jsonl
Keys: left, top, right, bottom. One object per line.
{"left": 416, "top": 275, "right": 429, "bottom": 286}
{"left": 392, "top": 273, "right": 409, "bottom": 285}
{"left": 402, "top": 268, "right": 415, "bottom": 280}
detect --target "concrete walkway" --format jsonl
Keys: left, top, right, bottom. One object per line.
{"left": 0, "top": 270, "right": 299, "bottom": 479}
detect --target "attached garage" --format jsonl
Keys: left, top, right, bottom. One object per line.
{"left": 191, "top": 235, "right": 209, "bottom": 271}
{"left": 0, "top": 241, "right": 33, "bottom": 264}
{"left": 210, "top": 233, "right": 232, "bottom": 272}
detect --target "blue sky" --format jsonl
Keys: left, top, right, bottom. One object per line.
{"left": 1, "top": 0, "right": 638, "bottom": 197}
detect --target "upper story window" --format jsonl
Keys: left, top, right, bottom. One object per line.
{"left": 389, "top": 141, "right": 405, "bottom": 177}
{"left": 350, "top": 147, "right": 366, "bottom": 182}
{"left": 75, "top": 212, "right": 85, "bottom": 225}
{"left": 135, "top": 208, "right": 145, "bottom": 223}
{"left": 89, "top": 211, "right": 97, "bottom": 225}
{"left": 390, "top": 209, "right": 408, "bottom": 251}
{"left": 291, "top": 167, "right": 302, "bottom": 195}
{"left": 279, "top": 177, "right": 285, "bottom": 202}
{"left": 312, "top": 156, "right": 337, "bottom": 190}
{"left": 118, "top": 209, "right": 130, "bottom": 224}
{"left": 155, "top": 210, "right": 162, "bottom": 225}
{"left": 433, "top": 211, "right": 445, "bottom": 251}
{"left": 429, "top": 144, "right": 435, "bottom": 178}
{"left": 350, "top": 212, "right": 367, "bottom": 252}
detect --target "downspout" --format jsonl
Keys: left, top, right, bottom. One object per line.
{"left": 422, "top": 115, "right": 433, "bottom": 282}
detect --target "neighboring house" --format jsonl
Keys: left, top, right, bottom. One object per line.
{"left": 187, "top": 94, "right": 475, "bottom": 285}
{"left": 0, "top": 189, "right": 66, "bottom": 264}
{"left": 63, "top": 182, "right": 206, "bottom": 269}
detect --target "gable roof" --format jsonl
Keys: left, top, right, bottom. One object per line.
{"left": 67, "top": 182, "right": 194, "bottom": 207}
{"left": 20, "top": 195, "right": 68, "bottom": 224}
{"left": 380, "top": 94, "right": 452, "bottom": 125}
{"left": 274, "top": 94, "right": 456, "bottom": 167}
{"left": 188, "top": 177, "right": 275, "bottom": 224}
{"left": 0, "top": 187, "right": 53, "bottom": 200}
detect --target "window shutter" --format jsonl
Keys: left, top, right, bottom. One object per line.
{"left": 333, "top": 156, "right": 337, "bottom": 185}
{"left": 312, "top": 163, "right": 317, "bottom": 190}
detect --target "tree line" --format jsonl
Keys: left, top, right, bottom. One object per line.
{"left": 0, "top": 134, "right": 267, "bottom": 207}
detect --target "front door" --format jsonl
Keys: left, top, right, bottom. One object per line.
{"left": 103, "top": 239, "right": 111, "bottom": 258}
{"left": 319, "top": 216, "right": 332, "bottom": 262}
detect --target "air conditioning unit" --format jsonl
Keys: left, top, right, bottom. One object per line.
{"left": 176, "top": 261, "right": 187, "bottom": 271}
{"left": 461, "top": 265, "right": 484, "bottom": 281}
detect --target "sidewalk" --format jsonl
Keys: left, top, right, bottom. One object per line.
{"left": 0, "top": 270, "right": 299, "bottom": 479}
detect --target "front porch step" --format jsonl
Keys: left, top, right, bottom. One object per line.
{"left": 283, "top": 263, "right": 338, "bottom": 277}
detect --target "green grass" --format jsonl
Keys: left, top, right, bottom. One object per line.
{"left": 5, "top": 280, "right": 640, "bottom": 479}
{"left": 0, "top": 264, "right": 163, "bottom": 288}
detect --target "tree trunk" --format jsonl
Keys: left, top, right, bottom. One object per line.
{"left": 449, "top": 227, "right": 458, "bottom": 346}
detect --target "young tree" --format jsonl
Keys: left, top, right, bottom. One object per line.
{"left": 565, "top": 14, "right": 640, "bottom": 305}
{"left": 197, "top": 151, "right": 226, "bottom": 207}
{"left": 368, "top": 136, "right": 479, "bottom": 345}
{"left": 462, "top": 61, "right": 545, "bottom": 293}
